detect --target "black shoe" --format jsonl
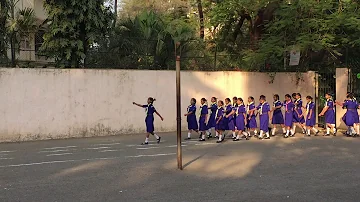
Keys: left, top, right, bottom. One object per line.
{"left": 315, "top": 131, "right": 319, "bottom": 136}
{"left": 216, "top": 140, "right": 223, "bottom": 143}
{"left": 207, "top": 134, "right": 212, "bottom": 139}
{"left": 184, "top": 137, "right": 191, "bottom": 140}
{"left": 258, "top": 136, "right": 263, "bottom": 140}
{"left": 232, "top": 136, "right": 236, "bottom": 139}
{"left": 157, "top": 137, "right": 161, "bottom": 144}
{"left": 141, "top": 142, "right": 149, "bottom": 145}
{"left": 284, "top": 135, "right": 289, "bottom": 138}
{"left": 323, "top": 134, "right": 330, "bottom": 136}
{"left": 265, "top": 136, "right": 270, "bottom": 139}
{"left": 233, "top": 138, "right": 240, "bottom": 142}
{"left": 199, "top": 139, "right": 206, "bottom": 142}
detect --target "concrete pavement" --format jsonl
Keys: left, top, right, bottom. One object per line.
{"left": 0, "top": 132, "right": 359, "bottom": 202}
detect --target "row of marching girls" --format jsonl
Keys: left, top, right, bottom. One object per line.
{"left": 184, "top": 96, "right": 274, "bottom": 143}
{"left": 184, "top": 93, "right": 341, "bottom": 143}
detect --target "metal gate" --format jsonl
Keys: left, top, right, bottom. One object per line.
{"left": 348, "top": 68, "right": 360, "bottom": 100}
{"left": 316, "top": 71, "right": 336, "bottom": 128}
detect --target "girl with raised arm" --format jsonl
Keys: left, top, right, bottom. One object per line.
{"left": 133, "top": 97, "right": 163, "bottom": 145}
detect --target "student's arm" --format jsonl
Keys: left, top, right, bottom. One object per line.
{"left": 335, "top": 100, "right": 343, "bottom": 106}
{"left": 243, "top": 113, "right": 247, "bottom": 125}
{"left": 226, "top": 109, "right": 236, "bottom": 118}
{"left": 133, "top": 102, "right": 145, "bottom": 108}
{"left": 319, "top": 106, "right": 328, "bottom": 116}
{"left": 216, "top": 116, "right": 222, "bottom": 124}
{"left": 268, "top": 110, "right": 272, "bottom": 120}
{"left": 184, "top": 111, "right": 193, "bottom": 116}
{"left": 155, "top": 111, "right": 164, "bottom": 121}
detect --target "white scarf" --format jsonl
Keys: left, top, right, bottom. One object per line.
{"left": 199, "top": 103, "right": 208, "bottom": 117}
{"left": 306, "top": 101, "right": 312, "bottom": 114}
{"left": 259, "top": 102, "right": 267, "bottom": 115}
{"left": 236, "top": 103, "right": 244, "bottom": 115}
{"left": 215, "top": 106, "right": 223, "bottom": 118}
{"left": 295, "top": 98, "right": 301, "bottom": 109}
{"left": 247, "top": 102, "right": 254, "bottom": 114}
{"left": 273, "top": 100, "right": 280, "bottom": 107}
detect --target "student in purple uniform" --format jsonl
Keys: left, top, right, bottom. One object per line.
{"left": 232, "top": 96, "right": 238, "bottom": 131}
{"left": 216, "top": 100, "right": 225, "bottom": 143}
{"left": 224, "top": 98, "right": 236, "bottom": 139}
{"left": 184, "top": 98, "right": 199, "bottom": 140}
{"left": 292, "top": 93, "right": 306, "bottom": 136}
{"left": 305, "top": 96, "right": 319, "bottom": 136}
{"left": 234, "top": 98, "right": 248, "bottom": 141}
{"left": 284, "top": 94, "right": 295, "bottom": 138}
{"left": 337, "top": 94, "right": 358, "bottom": 136}
{"left": 133, "top": 97, "right": 164, "bottom": 145}
{"left": 207, "top": 97, "right": 218, "bottom": 138}
{"left": 271, "top": 94, "right": 286, "bottom": 136}
{"left": 256, "top": 95, "right": 271, "bottom": 139}
{"left": 246, "top": 96, "right": 258, "bottom": 137}
{"left": 199, "top": 98, "right": 209, "bottom": 141}
{"left": 353, "top": 98, "right": 360, "bottom": 136}
{"left": 319, "top": 93, "right": 336, "bottom": 136}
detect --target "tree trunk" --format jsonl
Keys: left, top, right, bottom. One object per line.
{"left": 197, "top": 0, "right": 204, "bottom": 39}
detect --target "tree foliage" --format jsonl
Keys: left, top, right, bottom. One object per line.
{"left": 41, "top": 0, "right": 113, "bottom": 67}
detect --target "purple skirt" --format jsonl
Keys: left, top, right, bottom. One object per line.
{"left": 207, "top": 113, "right": 216, "bottom": 128}
{"left": 285, "top": 111, "right": 293, "bottom": 127}
{"left": 293, "top": 110, "right": 305, "bottom": 123}
{"left": 343, "top": 110, "right": 356, "bottom": 126}
{"left": 187, "top": 115, "right": 198, "bottom": 130}
{"left": 199, "top": 116, "right": 207, "bottom": 131}
{"left": 235, "top": 114, "right": 245, "bottom": 131}
{"left": 215, "top": 118, "right": 225, "bottom": 131}
{"left": 325, "top": 109, "right": 335, "bottom": 124}
{"left": 259, "top": 114, "right": 269, "bottom": 132}
{"left": 272, "top": 112, "right": 284, "bottom": 124}
{"left": 145, "top": 116, "right": 154, "bottom": 133}
{"left": 305, "top": 115, "right": 316, "bottom": 127}
{"left": 247, "top": 115, "right": 257, "bottom": 129}
{"left": 228, "top": 117, "right": 235, "bottom": 131}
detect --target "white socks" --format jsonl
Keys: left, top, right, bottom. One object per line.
{"left": 259, "top": 130, "right": 264, "bottom": 138}
{"left": 282, "top": 127, "right": 286, "bottom": 133}
{"left": 326, "top": 128, "right": 330, "bottom": 135}
{"left": 219, "top": 134, "right": 223, "bottom": 141}
{"left": 292, "top": 125, "right": 297, "bottom": 133}
{"left": 272, "top": 128, "right": 276, "bottom": 136}
{"left": 356, "top": 125, "right": 360, "bottom": 134}
{"left": 202, "top": 134, "right": 205, "bottom": 140}
{"left": 286, "top": 130, "right": 290, "bottom": 136}
{"left": 265, "top": 132, "right": 270, "bottom": 138}
{"left": 188, "top": 132, "right": 191, "bottom": 138}
{"left": 236, "top": 134, "right": 241, "bottom": 140}
{"left": 312, "top": 128, "right": 319, "bottom": 133}
{"left": 307, "top": 129, "right": 311, "bottom": 135}
{"left": 145, "top": 137, "right": 149, "bottom": 143}
{"left": 154, "top": 134, "right": 160, "bottom": 139}
{"left": 254, "top": 130, "right": 258, "bottom": 136}
{"left": 215, "top": 131, "right": 219, "bottom": 137}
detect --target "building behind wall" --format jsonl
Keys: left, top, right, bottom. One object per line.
{"left": 7, "top": 0, "right": 47, "bottom": 63}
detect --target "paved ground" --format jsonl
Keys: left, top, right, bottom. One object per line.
{"left": 0, "top": 132, "right": 359, "bottom": 202}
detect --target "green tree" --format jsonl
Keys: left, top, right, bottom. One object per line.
{"left": 41, "top": 0, "right": 113, "bottom": 67}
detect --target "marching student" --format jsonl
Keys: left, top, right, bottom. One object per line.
{"left": 292, "top": 93, "right": 306, "bottom": 136}
{"left": 284, "top": 94, "right": 295, "bottom": 138}
{"left": 353, "top": 97, "right": 360, "bottom": 136}
{"left": 207, "top": 97, "right": 218, "bottom": 138}
{"left": 246, "top": 96, "right": 258, "bottom": 137}
{"left": 337, "top": 94, "right": 358, "bottom": 137}
{"left": 224, "top": 98, "right": 236, "bottom": 139}
{"left": 199, "top": 98, "right": 209, "bottom": 141}
{"left": 233, "top": 96, "right": 238, "bottom": 131}
{"left": 271, "top": 94, "right": 286, "bottom": 136}
{"left": 184, "top": 98, "right": 199, "bottom": 140}
{"left": 305, "top": 96, "right": 319, "bottom": 136}
{"left": 257, "top": 95, "right": 271, "bottom": 139}
{"left": 216, "top": 100, "right": 225, "bottom": 143}
{"left": 234, "top": 98, "right": 248, "bottom": 141}
{"left": 319, "top": 93, "right": 336, "bottom": 136}
{"left": 133, "top": 97, "right": 164, "bottom": 145}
